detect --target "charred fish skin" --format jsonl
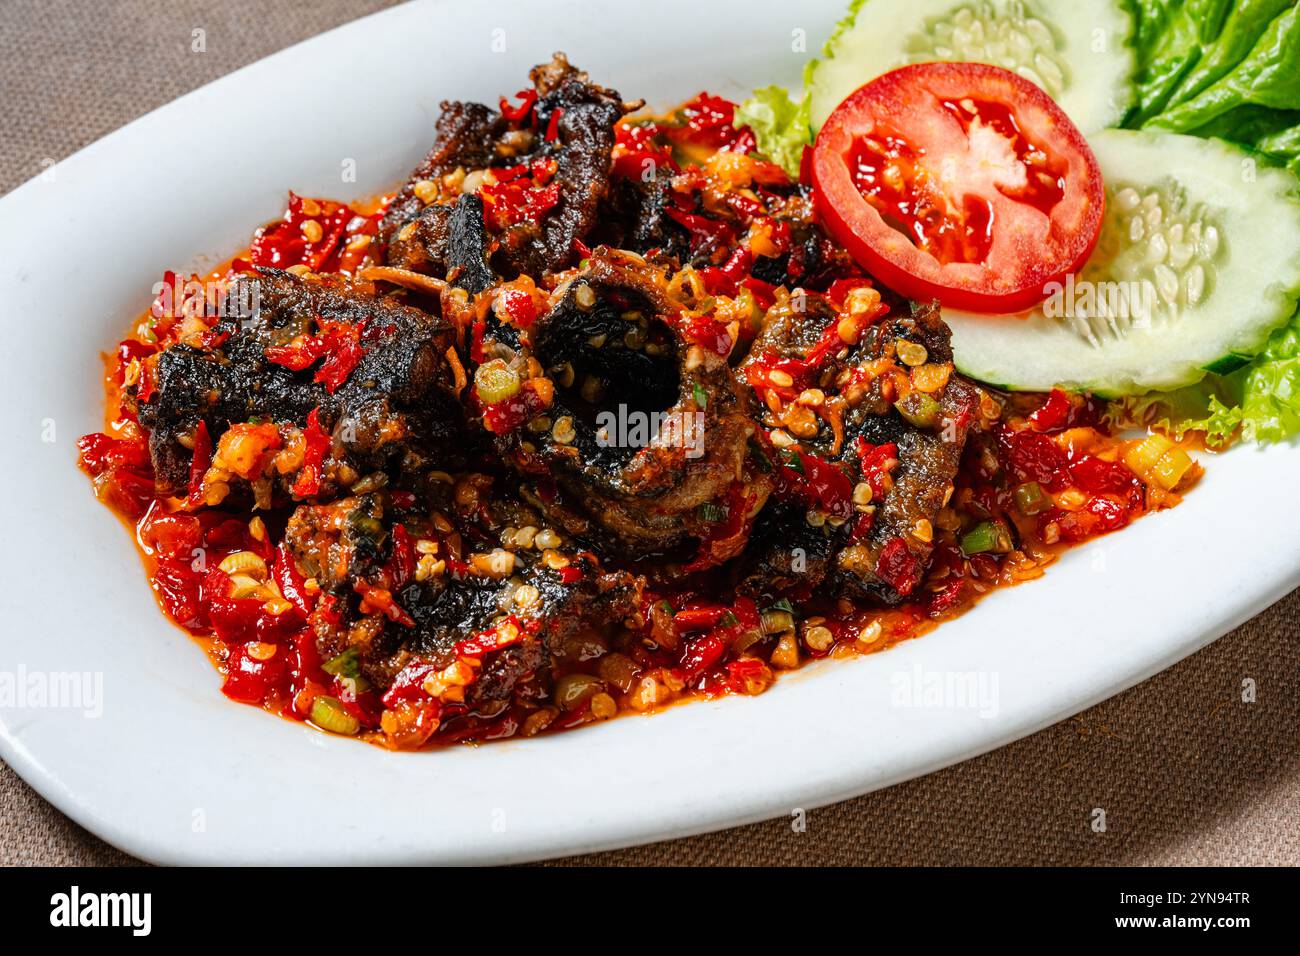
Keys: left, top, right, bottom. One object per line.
{"left": 488, "top": 251, "right": 769, "bottom": 559}
{"left": 834, "top": 301, "right": 978, "bottom": 604}
{"left": 737, "top": 293, "right": 979, "bottom": 605}
{"left": 504, "top": 54, "right": 627, "bottom": 276}
{"left": 136, "top": 268, "right": 466, "bottom": 501}
{"left": 382, "top": 54, "right": 632, "bottom": 287}
{"left": 385, "top": 192, "right": 498, "bottom": 295}
{"left": 285, "top": 481, "right": 642, "bottom": 709}
{"left": 380, "top": 101, "right": 506, "bottom": 247}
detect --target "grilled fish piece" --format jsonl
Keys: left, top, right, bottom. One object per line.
{"left": 738, "top": 293, "right": 979, "bottom": 604}
{"left": 383, "top": 54, "right": 631, "bottom": 285}
{"left": 284, "top": 482, "right": 642, "bottom": 715}
{"left": 136, "top": 269, "right": 465, "bottom": 503}
{"left": 380, "top": 101, "right": 506, "bottom": 246}
{"left": 497, "top": 250, "right": 769, "bottom": 559}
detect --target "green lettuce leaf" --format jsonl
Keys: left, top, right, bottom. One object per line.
{"left": 1106, "top": 383, "right": 1243, "bottom": 448}
{"left": 734, "top": 83, "right": 811, "bottom": 179}
{"left": 1115, "top": 0, "right": 1300, "bottom": 445}
{"left": 1239, "top": 307, "right": 1300, "bottom": 441}
{"left": 1126, "top": 0, "right": 1234, "bottom": 124}
{"left": 1106, "top": 307, "right": 1300, "bottom": 446}
{"left": 1146, "top": 2, "right": 1300, "bottom": 132}
{"left": 733, "top": 0, "right": 866, "bottom": 175}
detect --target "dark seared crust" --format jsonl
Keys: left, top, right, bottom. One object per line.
{"left": 384, "top": 202, "right": 451, "bottom": 276}
{"left": 498, "top": 58, "right": 625, "bottom": 275}
{"left": 380, "top": 101, "right": 506, "bottom": 244}
{"left": 840, "top": 304, "right": 979, "bottom": 603}
{"left": 385, "top": 193, "right": 498, "bottom": 294}
{"left": 445, "top": 194, "right": 497, "bottom": 294}
{"left": 837, "top": 387, "right": 977, "bottom": 604}
{"left": 383, "top": 54, "right": 628, "bottom": 283}
{"left": 737, "top": 298, "right": 979, "bottom": 604}
{"left": 736, "top": 500, "right": 837, "bottom": 597}
{"left": 284, "top": 490, "right": 643, "bottom": 706}
{"left": 597, "top": 176, "right": 688, "bottom": 259}
{"left": 508, "top": 251, "right": 766, "bottom": 554}
{"left": 137, "top": 269, "right": 463, "bottom": 497}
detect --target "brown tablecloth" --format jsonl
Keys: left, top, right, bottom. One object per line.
{"left": 3, "top": 0, "right": 1297, "bottom": 867}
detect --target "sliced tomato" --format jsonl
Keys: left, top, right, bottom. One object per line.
{"left": 811, "top": 62, "right": 1103, "bottom": 313}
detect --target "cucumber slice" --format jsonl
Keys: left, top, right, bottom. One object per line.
{"left": 808, "top": 0, "right": 1135, "bottom": 134}
{"left": 946, "top": 130, "right": 1300, "bottom": 395}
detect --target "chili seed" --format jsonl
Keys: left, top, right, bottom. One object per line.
{"left": 896, "top": 340, "right": 928, "bottom": 366}
{"left": 803, "top": 624, "right": 834, "bottom": 651}
{"left": 246, "top": 642, "right": 278, "bottom": 662}
{"left": 590, "top": 692, "right": 617, "bottom": 720}
{"left": 858, "top": 620, "right": 883, "bottom": 645}
{"left": 412, "top": 179, "right": 438, "bottom": 204}
{"left": 784, "top": 405, "right": 819, "bottom": 438}
{"left": 521, "top": 708, "right": 558, "bottom": 736}
{"left": 770, "top": 633, "right": 799, "bottom": 669}
{"left": 551, "top": 416, "right": 576, "bottom": 445}
{"left": 415, "top": 555, "right": 445, "bottom": 581}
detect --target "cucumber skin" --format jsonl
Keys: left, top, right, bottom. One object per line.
{"left": 947, "top": 131, "right": 1300, "bottom": 395}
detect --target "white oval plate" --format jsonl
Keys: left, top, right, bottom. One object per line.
{"left": 1, "top": 0, "right": 1296, "bottom": 866}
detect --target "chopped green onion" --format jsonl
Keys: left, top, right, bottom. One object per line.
{"left": 310, "top": 696, "right": 361, "bottom": 736}
{"left": 894, "top": 392, "right": 940, "bottom": 428}
{"left": 1013, "top": 481, "right": 1050, "bottom": 516}
{"left": 765, "top": 597, "right": 794, "bottom": 614}
{"left": 780, "top": 449, "right": 804, "bottom": 473}
{"left": 322, "top": 647, "right": 361, "bottom": 678}
{"left": 693, "top": 382, "right": 708, "bottom": 409}
{"left": 732, "top": 627, "right": 765, "bottom": 653}
{"left": 1123, "top": 434, "right": 1195, "bottom": 491}
{"left": 960, "top": 520, "right": 1013, "bottom": 556}
{"left": 698, "top": 501, "right": 728, "bottom": 522}
{"left": 760, "top": 608, "right": 794, "bottom": 635}
{"left": 474, "top": 358, "right": 521, "bottom": 405}
{"left": 718, "top": 610, "right": 739, "bottom": 628}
